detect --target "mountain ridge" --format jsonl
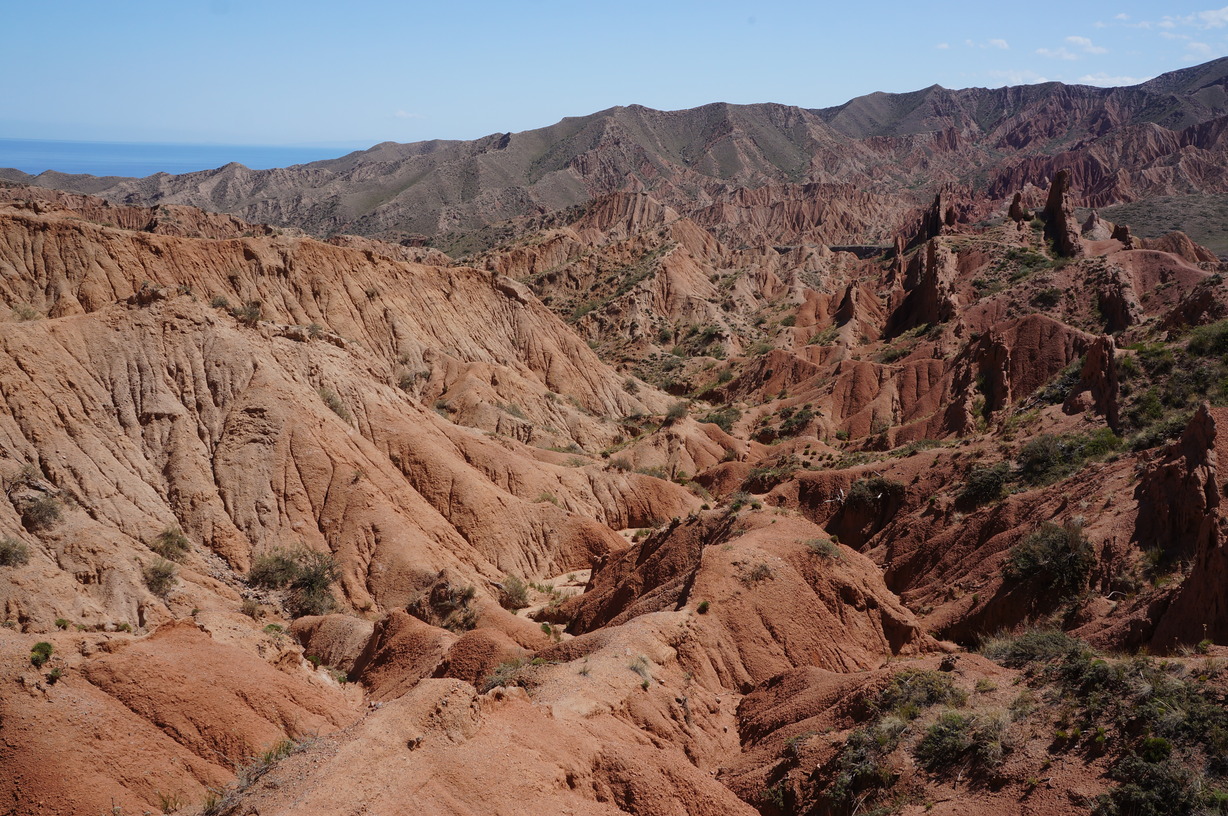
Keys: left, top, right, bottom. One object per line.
{"left": 4, "top": 58, "right": 1228, "bottom": 251}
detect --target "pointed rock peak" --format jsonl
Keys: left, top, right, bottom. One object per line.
{"left": 1008, "top": 192, "right": 1031, "bottom": 224}
{"left": 1042, "top": 169, "right": 1084, "bottom": 258}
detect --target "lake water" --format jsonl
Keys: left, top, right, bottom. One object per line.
{"left": 0, "top": 138, "right": 358, "bottom": 178}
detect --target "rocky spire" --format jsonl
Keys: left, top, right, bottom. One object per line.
{"left": 1041, "top": 170, "right": 1084, "bottom": 257}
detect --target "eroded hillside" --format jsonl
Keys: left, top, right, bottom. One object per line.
{"left": 1, "top": 170, "right": 1227, "bottom": 816}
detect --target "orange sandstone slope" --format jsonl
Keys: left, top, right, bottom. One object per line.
{"left": 1, "top": 173, "right": 1228, "bottom": 816}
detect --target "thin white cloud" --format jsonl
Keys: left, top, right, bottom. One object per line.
{"left": 1078, "top": 72, "right": 1148, "bottom": 85}
{"left": 1114, "top": 13, "right": 1130, "bottom": 20}
{"left": 393, "top": 110, "right": 422, "bottom": 120}
{"left": 1160, "top": 31, "right": 1192, "bottom": 39}
{"left": 1123, "top": 6, "right": 1228, "bottom": 34}
{"left": 1190, "top": 6, "right": 1228, "bottom": 27}
{"left": 1038, "top": 47, "right": 1078, "bottom": 60}
{"left": 936, "top": 42, "right": 950, "bottom": 49}
{"left": 966, "top": 38, "right": 1009, "bottom": 49}
{"left": 1066, "top": 35, "right": 1108, "bottom": 54}
{"left": 1187, "top": 41, "right": 1215, "bottom": 55}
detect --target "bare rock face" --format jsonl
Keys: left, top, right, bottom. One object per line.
{"left": 0, "top": 620, "right": 357, "bottom": 814}
{"left": 1111, "top": 222, "right": 1137, "bottom": 249}
{"left": 1141, "top": 406, "right": 1228, "bottom": 647}
{"left": 1081, "top": 209, "right": 1114, "bottom": 240}
{"left": 1042, "top": 169, "right": 1085, "bottom": 257}
{"left": 1007, "top": 191, "right": 1031, "bottom": 225}
{"left": 891, "top": 239, "right": 961, "bottom": 331}
{"left": 1064, "top": 334, "right": 1120, "bottom": 430}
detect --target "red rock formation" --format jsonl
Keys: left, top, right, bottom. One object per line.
{"left": 1042, "top": 169, "right": 1085, "bottom": 257}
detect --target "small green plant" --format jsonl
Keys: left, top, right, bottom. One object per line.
{"left": 805, "top": 538, "right": 841, "bottom": 559}
{"left": 318, "top": 387, "right": 351, "bottom": 421}
{"left": 155, "top": 790, "right": 187, "bottom": 814}
{"left": 248, "top": 548, "right": 337, "bottom": 617}
{"left": 210, "top": 295, "right": 231, "bottom": 309}
{"left": 958, "top": 463, "right": 1009, "bottom": 506}
{"left": 629, "top": 655, "right": 653, "bottom": 684}
{"left": 30, "top": 641, "right": 53, "bottom": 667}
{"left": 231, "top": 300, "right": 262, "bottom": 326}
{"left": 481, "top": 657, "right": 532, "bottom": 692}
{"left": 979, "top": 627, "right": 1081, "bottom": 667}
{"left": 844, "top": 476, "right": 903, "bottom": 514}
{"left": 22, "top": 496, "right": 62, "bottom": 531}
{"left": 143, "top": 558, "right": 178, "bottom": 598}
{"left": 0, "top": 537, "right": 29, "bottom": 566}
{"left": 914, "top": 711, "right": 1006, "bottom": 772}
{"left": 696, "top": 600, "right": 710, "bottom": 614}
{"left": 151, "top": 527, "right": 190, "bottom": 562}
{"left": 664, "top": 401, "right": 689, "bottom": 423}
{"left": 45, "top": 667, "right": 63, "bottom": 684}
{"left": 1004, "top": 520, "right": 1093, "bottom": 598}
{"left": 498, "top": 575, "right": 531, "bottom": 610}
{"left": 742, "top": 562, "right": 774, "bottom": 584}
{"left": 54, "top": 618, "right": 69, "bottom": 630}
{"left": 874, "top": 669, "right": 967, "bottom": 719}
{"left": 406, "top": 578, "right": 478, "bottom": 633}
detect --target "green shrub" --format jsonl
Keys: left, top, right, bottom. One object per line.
{"left": 875, "top": 669, "right": 967, "bottom": 719}
{"left": 231, "top": 300, "right": 262, "bottom": 326}
{"left": 30, "top": 641, "right": 53, "bottom": 668}
{"left": 285, "top": 550, "right": 338, "bottom": 617}
{"left": 1098, "top": 755, "right": 1204, "bottom": 816}
{"left": 805, "top": 538, "right": 841, "bottom": 559}
{"left": 22, "top": 496, "right": 61, "bottom": 531}
{"left": 825, "top": 721, "right": 904, "bottom": 810}
{"left": 1017, "top": 428, "right": 1121, "bottom": 485}
{"left": 151, "top": 527, "right": 190, "bottom": 562}
{"left": 143, "top": 558, "right": 178, "bottom": 597}
{"left": 664, "top": 401, "right": 688, "bottom": 423}
{"left": 481, "top": 657, "right": 532, "bottom": 693}
{"left": 844, "top": 476, "right": 903, "bottom": 514}
{"left": 1188, "top": 319, "right": 1228, "bottom": 357}
{"left": 248, "top": 549, "right": 337, "bottom": 617}
{"left": 498, "top": 575, "right": 531, "bottom": 610}
{"left": 959, "top": 463, "right": 1009, "bottom": 506}
{"left": 696, "top": 600, "right": 710, "bottom": 614}
{"left": 318, "top": 387, "right": 350, "bottom": 421}
{"left": 406, "top": 580, "right": 478, "bottom": 633}
{"left": 0, "top": 537, "right": 29, "bottom": 567}
{"left": 699, "top": 406, "right": 741, "bottom": 433}
{"left": 1030, "top": 287, "right": 1062, "bottom": 308}
{"left": 248, "top": 550, "right": 301, "bottom": 588}
{"left": 979, "top": 628, "right": 1082, "bottom": 668}
{"left": 1004, "top": 520, "right": 1093, "bottom": 598}
{"left": 914, "top": 711, "right": 1005, "bottom": 772}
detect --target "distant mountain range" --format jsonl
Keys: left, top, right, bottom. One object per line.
{"left": 4, "top": 57, "right": 1227, "bottom": 251}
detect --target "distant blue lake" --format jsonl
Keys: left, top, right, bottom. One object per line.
{"left": 0, "top": 138, "right": 359, "bottom": 178}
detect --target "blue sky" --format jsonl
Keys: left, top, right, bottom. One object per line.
{"left": 2, "top": 0, "right": 1225, "bottom": 148}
